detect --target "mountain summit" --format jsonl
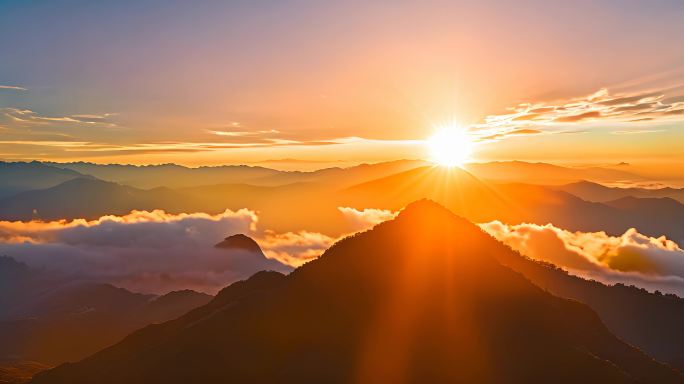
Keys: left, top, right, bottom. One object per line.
{"left": 214, "top": 233, "right": 263, "bottom": 254}
{"left": 32, "top": 200, "right": 684, "bottom": 384}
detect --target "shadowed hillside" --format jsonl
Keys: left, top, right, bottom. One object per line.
{"left": 496, "top": 250, "right": 684, "bottom": 372}
{"left": 0, "top": 257, "right": 212, "bottom": 370}
{"left": 31, "top": 200, "right": 683, "bottom": 384}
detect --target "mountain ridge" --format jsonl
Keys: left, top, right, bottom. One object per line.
{"left": 31, "top": 200, "right": 684, "bottom": 384}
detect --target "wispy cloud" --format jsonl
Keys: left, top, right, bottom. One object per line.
{"left": 207, "top": 129, "right": 280, "bottom": 137}
{"left": 611, "top": 129, "right": 666, "bottom": 135}
{"left": 0, "top": 85, "right": 26, "bottom": 91}
{"left": 470, "top": 86, "right": 684, "bottom": 142}
{"left": 2, "top": 108, "right": 117, "bottom": 127}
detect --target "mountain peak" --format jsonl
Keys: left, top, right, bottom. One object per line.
{"left": 399, "top": 198, "right": 461, "bottom": 219}
{"left": 214, "top": 234, "right": 263, "bottom": 254}
{"left": 30, "top": 201, "right": 684, "bottom": 384}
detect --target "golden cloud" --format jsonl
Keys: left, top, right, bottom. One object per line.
{"left": 480, "top": 220, "right": 684, "bottom": 295}
{"left": 471, "top": 87, "right": 684, "bottom": 142}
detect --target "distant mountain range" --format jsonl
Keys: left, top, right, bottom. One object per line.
{"left": 0, "top": 159, "right": 651, "bottom": 194}
{"left": 42, "top": 159, "right": 429, "bottom": 189}
{"left": 30, "top": 201, "right": 684, "bottom": 383}
{"left": 0, "top": 162, "right": 92, "bottom": 199}
{"left": 465, "top": 161, "right": 645, "bottom": 185}
{"left": 0, "top": 178, "right": 195, "bottom": 221}
{"left": 557, "top": 180, "right": 684, "bottom": 204}
{"left": 2, "top": 162, "right": 684, "bottom": 242}
{"left": 341, "top": 166, "right": 684, "bottom": 242}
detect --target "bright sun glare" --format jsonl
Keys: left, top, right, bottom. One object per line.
{"left": 427, "top": 125, "right": 474, "bottom": 167}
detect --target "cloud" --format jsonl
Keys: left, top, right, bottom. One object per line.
{"left": 554, "top": 110, "right": 602, "bottom": 123}
{"left": 0, "top": 206, "right": 400, "bottom": 294}
{"left": 338, "top": 207, "right": 398, "bottom": 231}
{"left": 611, "top": 129, "right": 665, "bottom": 135}
{"left": 0, "top": 100, "right": 423, "bottom": 160}
{"left": 207, "top": 129, "right": 280, "bottom": 137}
{"left": 259, "top": 230, "right": 336, "bottom": 267}
{"left": 2, "top": 108, "right": 118, "bottom": 126}
{"left": 470, "top": 86, "right": 684, "bottom": 142}
{"left": 258, "top": 207, "right": 398, "bottom": 267}
{"left": 0, "top": 209, "right": 289, "bottom": 294}
{"left": 480, "top": 221, "right": 684, "bottom": 296}
{"left": 0, "top": 85, "right": 27, "bottom": 91}
{"left": 480, "top": 128, "right": 543, "bottom": 141}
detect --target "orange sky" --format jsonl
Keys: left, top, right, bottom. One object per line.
{"left": 0, "top": 1, "right": 683, "bottom": 168}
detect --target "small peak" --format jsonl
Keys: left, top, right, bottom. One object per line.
{"left": 215, "top": 233, "right": 263, "bottom": 253}
{"left": 398, "top": 199, "right": 459, "bottom": 220}
{"left": 389, "top": 199, "right": 482, "bottom": 237}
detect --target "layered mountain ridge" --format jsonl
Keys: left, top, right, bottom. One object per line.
{"left": 31, "top": 200, "right": 684, "bottom": 384}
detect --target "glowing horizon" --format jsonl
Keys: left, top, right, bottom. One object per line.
{"left": 0, "top": 1, "right": 683, "bottom": 169}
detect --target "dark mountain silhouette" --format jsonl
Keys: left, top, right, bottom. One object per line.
{"left": 0, "top": 257, "right": 212, "bottom": 370}
{"left": 215, "top": 234, "right": 264, "bottom": 254}
{"left": 32, "top": 201, "right": 683, "bottom": 383}
{"left": 341, "top": 166, "right": 684, "bottom": 241}
{"left": 0, "top": 162, "right": 92, "bottom": 199}
{"left": 559, "top": 180, "right": 684, "bottom": 204}
{"left": 495, "top": 250, "right": 684, "bottom": 372}
{"left": 0, "top": 257, "right": 64, "bottom": 320}
{"left": 213, "top": 234, "right": 289, "bottom": 277}
{"left": 0, "top": 178, "right": 197, "bottom": 221}
{"left": 0, "top": 281, "right": 212, "bottom": 366}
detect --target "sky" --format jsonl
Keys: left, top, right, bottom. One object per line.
{"left": 1, "top": 0, "right": 683, "bottom": 168}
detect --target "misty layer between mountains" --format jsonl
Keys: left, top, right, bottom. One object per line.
{"left": 3, "top": 160, "right": 684, "bottom": 297}
{"left": 0, "top": 207, "right": 391, "bottom": 294}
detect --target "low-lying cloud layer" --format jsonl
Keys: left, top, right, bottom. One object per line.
{"left": 7, "top": 202, "right": 684, "bottom": 297}
{"left": 338, "top": 207, "right": 398, "bottom": 231}
{"left": 0, "top": 207, "right": 393, "bottom": 294}
{"left": 0, "top": 209, "right": 282, "bottom": 294}
{"left": 480, "top": 221, "right": 684, "bottom": 296}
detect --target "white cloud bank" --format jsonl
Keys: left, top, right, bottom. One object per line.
{"left": 0, "top": 207, "right": 396, "bottom": 294}
{"left": 480, "top": 221, "right": 684, "bottom": 296}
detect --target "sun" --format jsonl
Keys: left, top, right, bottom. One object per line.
{"left": 426, "top": 125, "right": 474, "bottom": 167}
